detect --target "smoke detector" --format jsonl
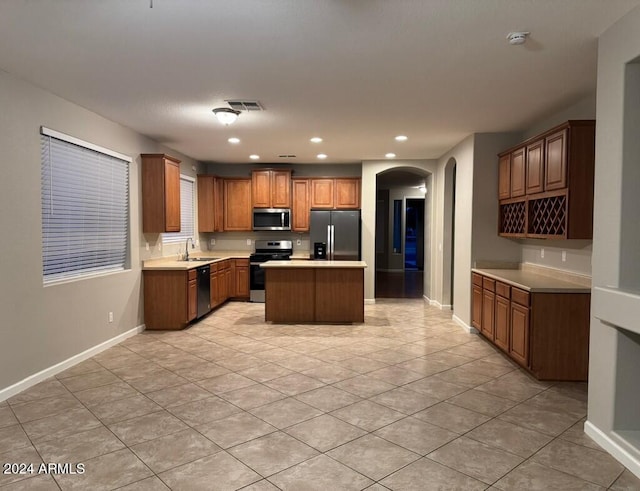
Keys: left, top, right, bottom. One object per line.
{"left": 507, "top": 32, "right": 530, "bottom": 45}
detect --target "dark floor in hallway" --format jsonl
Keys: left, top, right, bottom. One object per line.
{"left": 376, "top": 271, "right": 424, "bottom": 299}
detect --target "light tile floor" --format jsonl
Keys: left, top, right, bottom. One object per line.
{"left": 2, "top": 299, "right": 639, "bottom": 490}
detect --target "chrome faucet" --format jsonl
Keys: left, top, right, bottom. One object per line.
{"left": 185, "top": 237, "right": 194, "bottom": 260}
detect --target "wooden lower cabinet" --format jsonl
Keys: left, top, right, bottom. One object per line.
{"left": 233, "top": 259, "right": 250, "bottom": 298}
{"left": 494, "top": 294, "right": 510, "bottom": 352}
{"left": 509, "top": 302, "right": 530, "bottom": 367}
{"left": 471, "top": 271, "right": 590, "bottom": 381}
{"left": 144, "top": 269, "right": 197, "bottom": 330}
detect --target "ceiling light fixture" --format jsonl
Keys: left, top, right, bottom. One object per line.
{"left": 506, "top": 31, "right": 530, "bottom": 45}
{"left": 228, "top": 137, "right": 240, "bottom": 144}
{"left": 385, "top": 153, "right": 396, "bottom": 159}
{"left": 317, "top": 153, "right": 327, "bottom": 160}
{"left": 310, "top": 137, "right": 323, "bottom": 143}
{"left": 395, "top": 135, "right": 408, "bottom": 142}
{"left": 212, "top": 107, "right": 240, "bottom": 125}
{"left": 249, "top": 154, "right": 260, "bottom": 160}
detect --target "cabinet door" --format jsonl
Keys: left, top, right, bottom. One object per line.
{"left": 472, "top": 284, "right": 483, "bottom": 329}
{"left": 510, "top": 147, "right": 526, "bottom": 198}
{"left": 498, "top": 154, "right": 511, "bottom": 200}
{"left": 225, "top": 266, "right": 232, "bottom": 301}
{"left": 214, "top": 177, "right": 224, "bottom": 232}
{"left": 310, "top": 179, "right": 334, "bottom": 208}
{"left": 481, "top": 290, "right": 495, "bottom": 339}
{"left": 164, "top": 159, "right": 181, "bottom": 232}
{"left": 494, "top": 295, "right": 510, "bottom": 352}
{"left": 197, "top": 175, "right": 215, "bottom": 232}
{"left": 292, "top": 179, "right": 310, "bottom": 231}
{"left": 545, "top": 129, "right": 567, "bottom": 191}
{"left": 224, "top": 179, "right": 252, "bottom": 231}
{"left": 271, "top": 170, "right": 291, "bottom": 208}
{"left": 510, "top": 303, "right": 530, "bottom": 367}
{"left": 235, "top": 263, "right": 249, "bottom": 297}
{"left": 335, "top": 178, "right": 360, "bottom": 209}
{"left": 210, "top": 270, "right": 217, "bottom": 307}
{"left": 526, "top": 140, "right": 544, "bottom": 194}
{"left": 187, "top": 278, "right": 197, "bottom": 321}
{"left": 251, "top": 170, "right": 271, "bottom": 208}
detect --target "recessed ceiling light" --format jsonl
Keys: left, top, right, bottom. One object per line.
{"left": 385, "top": 153, "right": 396, "bottom": 159}
{"left": 310, "top": 137, "right": 323, "bottom": 143}
{"left": 249, "top": 154, "right": 260, "bottom": 160}
{"left": 228, "top": 137, "right": 240, "bottom": 144}
{"left": 317, "top": 153, "right": 327, "bottom": 160}
{"left": 395, "top": 135, "right": 408, "bottom": 142}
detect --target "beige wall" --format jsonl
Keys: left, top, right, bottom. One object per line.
{"left": 0, "top": 70, "right": 201, "bottom": 393}
{"left": 586, "top": 4, "right": 640, "bottom": 477}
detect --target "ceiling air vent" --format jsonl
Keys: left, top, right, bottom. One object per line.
{"left": 225, "top": 100, "right": 264, "bottom": 111}
{"left": 279, "top": 154, "right": 297, "bottom": 158}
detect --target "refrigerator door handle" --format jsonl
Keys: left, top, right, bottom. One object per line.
{"left": 327, "top": 225, "right": 331, "bottom": 259}
{"left": 330, "top": 225, "right": 335, "bottom": 259}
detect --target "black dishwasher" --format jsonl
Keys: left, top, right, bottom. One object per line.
{"left": 197, "top": 265, "right": 211, "bottom": 318}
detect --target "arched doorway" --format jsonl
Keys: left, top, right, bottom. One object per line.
{"left": 375, "top": 168, "right": 430, "bottom": 298}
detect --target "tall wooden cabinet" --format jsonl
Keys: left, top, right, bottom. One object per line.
{"left": 224, "top": 179, "right": 252, "bottom": 231}
{"left": 197, "top": 175, "right": 224, "bottom": 232}
{"left": 498, "top": 120, "right": 595, "bottom": 239}
{"left": 141, "top": 154, "right": 181, "bottom": 233}
{"left": 292, "top": 179, "right": 311, "bottom": 231}
{"left": 251, "top": 169, "right": 291, "bottom": 209}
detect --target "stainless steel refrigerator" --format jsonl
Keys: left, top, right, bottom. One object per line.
{"left": 310, "top": 210, "right": 361, "bottom": 260}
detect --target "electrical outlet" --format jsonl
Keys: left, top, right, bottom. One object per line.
{"left": 210, "top": 238, "right": 216, "bottom": 246}
{"left": 562, "top": 250, "right": 567, "bottom": 262}
{"left": 541, "top": 248, "right": 545, "bottom": 259}
{"left": 246, "top": 239, "right": 252, "bottom": 246}
{"left": 296, "top": 239, "right": 301, "bottom": 246}
{"left": 108, "top": 312, "right": 113, "bottom": 323}
{"left": 145, "top": 242, "right": 149, "bottom": 251}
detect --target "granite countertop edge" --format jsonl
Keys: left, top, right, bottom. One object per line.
{"left": 472, "top": 268, "right": 591, "bottom": 293}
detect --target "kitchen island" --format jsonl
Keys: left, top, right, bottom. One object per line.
{"left": 261, "top": 260, "right": 367, "bottom": 323}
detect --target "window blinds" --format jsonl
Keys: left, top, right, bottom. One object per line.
{"left": 162, "top": 176, "right": 195, "bottom": 244}
{"left": 41, "top": 128, "right": 130, "bottom": 284}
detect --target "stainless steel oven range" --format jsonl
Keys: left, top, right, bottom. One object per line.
{"left": 249, "top": 240, "right": 293, "bottom": 302}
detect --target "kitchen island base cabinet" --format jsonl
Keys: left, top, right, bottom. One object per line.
{"left": 263, "top": 262, "right": 365, "bottom": 324}
{"left": 143, "top": 269, "right": 197, "bottom": 330}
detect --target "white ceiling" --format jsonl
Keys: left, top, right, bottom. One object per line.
{"left": 1, "top": 1, "right": 638, "bottom": 164}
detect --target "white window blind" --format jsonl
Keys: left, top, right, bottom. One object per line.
{"left": 41, "top": 127, "right": 130, "bottom": 285}
{"left": 162, "top": 176, "right": 195, "bottom": 244}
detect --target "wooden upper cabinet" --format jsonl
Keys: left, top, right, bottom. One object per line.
{"left": 498, "top": 154, "right": 511, "bottom": 200}
{"left": 197, "top": 175, "right": 224, "bottom": 233}
{"left": 526, "top": 139, "right": 545, "bottom": 195}
{"left": 310, "top": 178, "right": 361, "bottom": 209}
{"left": 224, "top": 178, "right": 252, "bottom": 231}
{"left": 141, "top": 154, "right": 181, "bottom": 233}
{"left": 292, "top": 178, "right": 310, "bottom": 232}
{"left": 310, "top": 179, "right": 334, "bottom": 208}
{"left": 545, "top": 129, "right": 568, "bottom": 191}
{"left": 510, "top": 147, "right": 526, "bottom": 198}
{"left": 251, "top": 169, "right": 291, "bottom": 208}
{"left": 335, "top": 178, "right": 361, "bottom": 208}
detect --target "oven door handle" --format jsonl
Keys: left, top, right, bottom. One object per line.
{"left": 250, "top": 262, "right": 263, "bottom": 266}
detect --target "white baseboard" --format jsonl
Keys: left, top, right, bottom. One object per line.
{"left": 452, "top": 314, "right": 477, "bottom": 334}
{"left": 423, "top": 295, "right": 452, "bottom": 311}
{"left": 0, "top": 324, "right": 145, "bottom": 402}
{"left": 365, "top": 298, "right": 376, "bottom": 305}
{"left": 584, "top": 421, "right": 640, "bottom": 479}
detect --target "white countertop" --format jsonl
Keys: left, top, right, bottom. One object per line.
{"left": 472, "top": 268, "right": 591, "bottom": 293}
{"left": 261, "top": 260, "right": 367, "bottom": 269}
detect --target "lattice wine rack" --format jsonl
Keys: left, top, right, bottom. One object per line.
{"left": 528, "top": 194, "right": 567, "bottom": 237}
{"left": 500, "top": 201, "right": 526, "bottom": 235}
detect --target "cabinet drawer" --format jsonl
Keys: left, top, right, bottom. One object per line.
{"left": 482, "top": 277, "right": 496, "bottom": 292}
{"left": 472, "top": 273, "right": 483, "bottom": 287}
{"left": 511, "top": 287, "right": 530, "bottom": 306}
{"left": 496, "top": 282, "right": 511, "bottom": 298}
{"left": 188, "top": 269, "right": 197, "bottom": 281}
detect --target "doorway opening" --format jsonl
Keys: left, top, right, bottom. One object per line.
{"left": 443, "top": 158, "right": 457, "bottom": 309}
{"left": 405, "top": 198, "right": 425, "bottom": 270}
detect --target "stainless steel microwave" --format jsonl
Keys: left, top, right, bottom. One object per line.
{"left": 252, "top": 208, "right": 291, "bottom": 231}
